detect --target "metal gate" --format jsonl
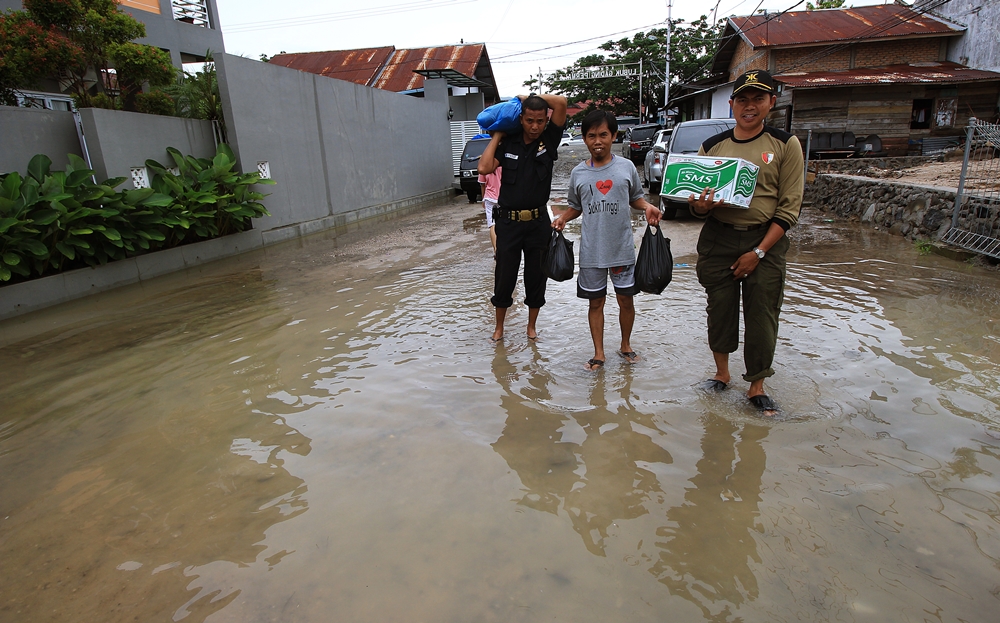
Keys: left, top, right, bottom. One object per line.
{"left": 942, "top": 119, "right": 1000, "bottom": 258}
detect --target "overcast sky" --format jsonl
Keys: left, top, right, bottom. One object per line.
{"left": 215, "top": 0, "right": 891, "bottom": 96}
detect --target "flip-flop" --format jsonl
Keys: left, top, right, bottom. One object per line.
{"left": 698, "top": 379, "right": 728, "bottom": 391}
{"left": 585, "top": 358, "right": 604, "bottom": 371}
{"left": 618, "top": 350, "right": 639, "bottom": 364}
{"left": 749, "top": 394, "right": 780, "bottom": 415}
{"left": 527, "top": 334, "right": 539, "bottom": 342}
{"left": 490, "top": 336, "right": 504, "bottom": 344}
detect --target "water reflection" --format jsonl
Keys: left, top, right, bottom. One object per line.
{"left": 3, "top": 203, "right": 1000, "bottom": 622}
{"left": 650, "top": 415, "right": 766, "bottom": 620}
{"left": 491, "top": 348, "right": 673, "bottom": 557}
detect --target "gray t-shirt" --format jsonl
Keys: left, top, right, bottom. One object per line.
{"left": 567, "top": 155, "right": 644, "bottom": 268}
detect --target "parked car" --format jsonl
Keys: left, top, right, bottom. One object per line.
{"left": 621, "top": 123, "right": 662, "bottom": 166}
{"left": 561, "top": 132, "right": 585, "bottom": 147}
{"left": 614, "top": 116, "right": 640, "bottom": 143}
{"left": 458, "top": 137, "right": 491, "bottom": 202}
{"left": 642, "top": 128, "right": 672, "bottom": 194}
{"left": 656, "top": 118, "right": 737, "bottom": 219}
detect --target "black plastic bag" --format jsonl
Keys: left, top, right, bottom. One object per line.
{"left": 635, "top": 224, "right": 673, "bottom": 294}
{"left": 541, "top": 229, "right": 574, "bottom": 282}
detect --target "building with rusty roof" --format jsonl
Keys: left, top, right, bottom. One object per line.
{"left": 268, "top": 44, "right": 498, "bottom": 121}
{"left": 681, "top": 3, "right": 1000, "bottom": 156}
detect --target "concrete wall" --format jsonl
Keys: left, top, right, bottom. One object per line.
{"left": 919, "top": 0, "right": 1000, "bottom": 73}
{"left": 0, "top": 106, "right": 83, "bottom": 174}
{"left": 215, "top": 53, "right": 454, "bottom": 236}
{"left": 79, "top": 108, "right": 216, "bottom": 183}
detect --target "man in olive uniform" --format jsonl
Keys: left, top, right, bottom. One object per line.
{"left": 688, "top": 70, "right": 804, "bottom": 415}
{"left": 479, "top": 94, "right": 568, "bottom": 343}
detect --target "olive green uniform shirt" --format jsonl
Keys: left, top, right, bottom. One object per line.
{"left": 697, "top": 126, "right": 804, "bottom": 230}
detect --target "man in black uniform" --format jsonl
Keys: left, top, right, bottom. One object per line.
{"left": 479, "top": 94, "right": 568, "bottom": 343}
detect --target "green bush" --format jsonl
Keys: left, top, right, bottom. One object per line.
{"left": 0, "top": 144, "right": 274, "bottom": 284}
{"left": 135, "top": 90, "right": 175, "bottom": 116}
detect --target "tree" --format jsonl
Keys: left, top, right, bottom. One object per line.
{"left": 806, "top": 0, "right": 846, "bottom": 9}
{"left": 0, "top": 0, "right": 170, "bottom": 110}
{"left": 0, "top": 11, "right": 84, "bottom": 105}
{"left": 548, "top": 16, "right": 724, "bottom": 121}
{"left": 108, "top": 41, "right": 174, "bottom": 111}
{"left": 161, "top": 53, "right": 227, "bottom": 141}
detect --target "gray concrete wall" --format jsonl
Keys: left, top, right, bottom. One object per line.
{"left": 79, "top": 108, "right": 216, "bottom": 184}
{"left": 0, "top": 106, "right": 83, "bottom": 174}
{"left": 919, "top": 0, "right": 1000, "bottom": 73}
{"left": 215, "top": 53, "right": 454, "bottom": 234}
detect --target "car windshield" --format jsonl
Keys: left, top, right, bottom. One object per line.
{"left": 462, "top": 140, "right": 489, "bottom": 162}
{"left": 629, "top": 127, "right": 659, "bottom": 142}
{"left": 671, "top": 123, "right": 732, "bottom": 154}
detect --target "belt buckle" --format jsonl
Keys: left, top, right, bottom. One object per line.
{"left": 518, "top": 209, "right": 533, "bottom": 221}
{"left": 733, "top": 224, "right": 749, "bottom": 231}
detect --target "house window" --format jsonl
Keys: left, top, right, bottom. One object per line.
{"left": 911, "top": 99, "right": 933, "bottom": 130}
{"left": 172, "top": 0, "right": 211, "bottom": 27}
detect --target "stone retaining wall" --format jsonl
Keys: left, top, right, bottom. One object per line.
{"left": 805, "top": 174, "right": 956, "bottom": 240}
{"left": 809, "top": 155, "right": 942, "bottom": 174}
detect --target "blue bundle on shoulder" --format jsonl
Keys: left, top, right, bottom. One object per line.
{"left": 477, "top": 98, "right": 522, "bottom": 133}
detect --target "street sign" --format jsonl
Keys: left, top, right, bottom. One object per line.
{"left": 554, "top": 64, "right": 639, "bottom": 82}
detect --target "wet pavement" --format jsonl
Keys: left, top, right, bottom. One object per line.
{"left": 2, "top": 155, "right": 1000, "bottom": 622}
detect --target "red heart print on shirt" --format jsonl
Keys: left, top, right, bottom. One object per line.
{"left": 596, "top": 180, "right": 613, "bottom": 195}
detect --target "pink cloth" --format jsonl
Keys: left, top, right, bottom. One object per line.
{"left": 477, "top": 167, "right": 502, "bottom": 202}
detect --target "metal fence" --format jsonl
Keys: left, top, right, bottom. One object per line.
{"left": 943, "top": 118, "right": 1000, "bottom": 258}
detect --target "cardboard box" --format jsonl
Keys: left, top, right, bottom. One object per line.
{"left": 660, "top": 155, "right": 759, "bottom": 209}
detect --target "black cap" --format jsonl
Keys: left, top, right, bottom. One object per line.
{"left": 732, "top": 70, "right": 776, "bottom": 96}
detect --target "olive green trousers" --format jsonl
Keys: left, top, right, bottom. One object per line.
{"left": 695, "top": 218, "right": 789, "bottom": 382}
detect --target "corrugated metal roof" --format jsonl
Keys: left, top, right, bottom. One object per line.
{"left": 775, "top": 62, "right": 1000, "bottom": 88}
{"left": 268, "top": 47, "right": 396, "bottom": 86}
{"left": 733, "top": 4, "right": 963, "bottom": 48}
{"left": 374, "top": 45, "right": 485, "bottom": 92}
{"left": 267, "top": 44, "right": 494, "bottom": 98}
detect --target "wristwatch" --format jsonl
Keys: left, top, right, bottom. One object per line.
{"left": 753, "top": 247, "right": 766, "bottom": 259}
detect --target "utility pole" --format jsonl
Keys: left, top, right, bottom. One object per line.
{"left": 639, "top": 58, "right": 643, "bottom": 120}
{"left": 664, "top": 0, "right": 672, "bottom": 124}
{"left": 538, "top": 67, "right": 543, "bottom": 94}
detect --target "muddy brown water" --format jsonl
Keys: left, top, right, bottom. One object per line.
{"left": 2, "top": 158, "right": 1000, "bottom": 622}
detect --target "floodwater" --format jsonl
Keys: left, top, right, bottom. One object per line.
{"left": 2, "top": 185, "right": 1000, "bottom": 622}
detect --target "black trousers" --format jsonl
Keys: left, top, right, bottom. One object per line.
{"left": 491, "top": 215, "right": 551, "bottom": 309}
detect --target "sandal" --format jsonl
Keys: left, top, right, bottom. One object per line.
{"left": 585, "top": 358, "right": 604, "bottom": 371}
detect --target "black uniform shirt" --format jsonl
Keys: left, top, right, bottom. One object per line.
{"left": 496, "top": 120, "right": 564, "bottom": 211}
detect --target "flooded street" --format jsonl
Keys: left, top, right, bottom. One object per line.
{"left": 3, "top": 163, "right": 1000, "bottom": 622}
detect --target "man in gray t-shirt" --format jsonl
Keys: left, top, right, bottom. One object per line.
{"left": 552, "top": 110, "right": 661, "bottom": 371}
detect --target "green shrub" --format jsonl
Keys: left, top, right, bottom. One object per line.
{"left": 0, "top": 144, "right": 274, "bottom": 284}
{"left": 135, "top": 90, "right": 175, "bottom": 116}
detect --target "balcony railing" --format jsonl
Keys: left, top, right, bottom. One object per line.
{"left": 171, "top": 0, "right": 211, "bottom": 28}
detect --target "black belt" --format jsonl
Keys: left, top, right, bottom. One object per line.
{"left": 711, "top": 216, "right": 766, "bottom": 232}
{"left": 495, "top": 207, "right": 543, "bottom": 222}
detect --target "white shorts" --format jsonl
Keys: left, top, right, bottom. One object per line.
{"left": 484, "top": 199, "right": 497, "bottom": 228}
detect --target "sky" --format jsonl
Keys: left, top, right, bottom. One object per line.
{"left": 214, "top": 0, "right": 892, "bottom": 97}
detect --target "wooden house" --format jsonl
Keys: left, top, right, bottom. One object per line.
{"left": 711, "top": 4, "right": 1000, "bottom": 155}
